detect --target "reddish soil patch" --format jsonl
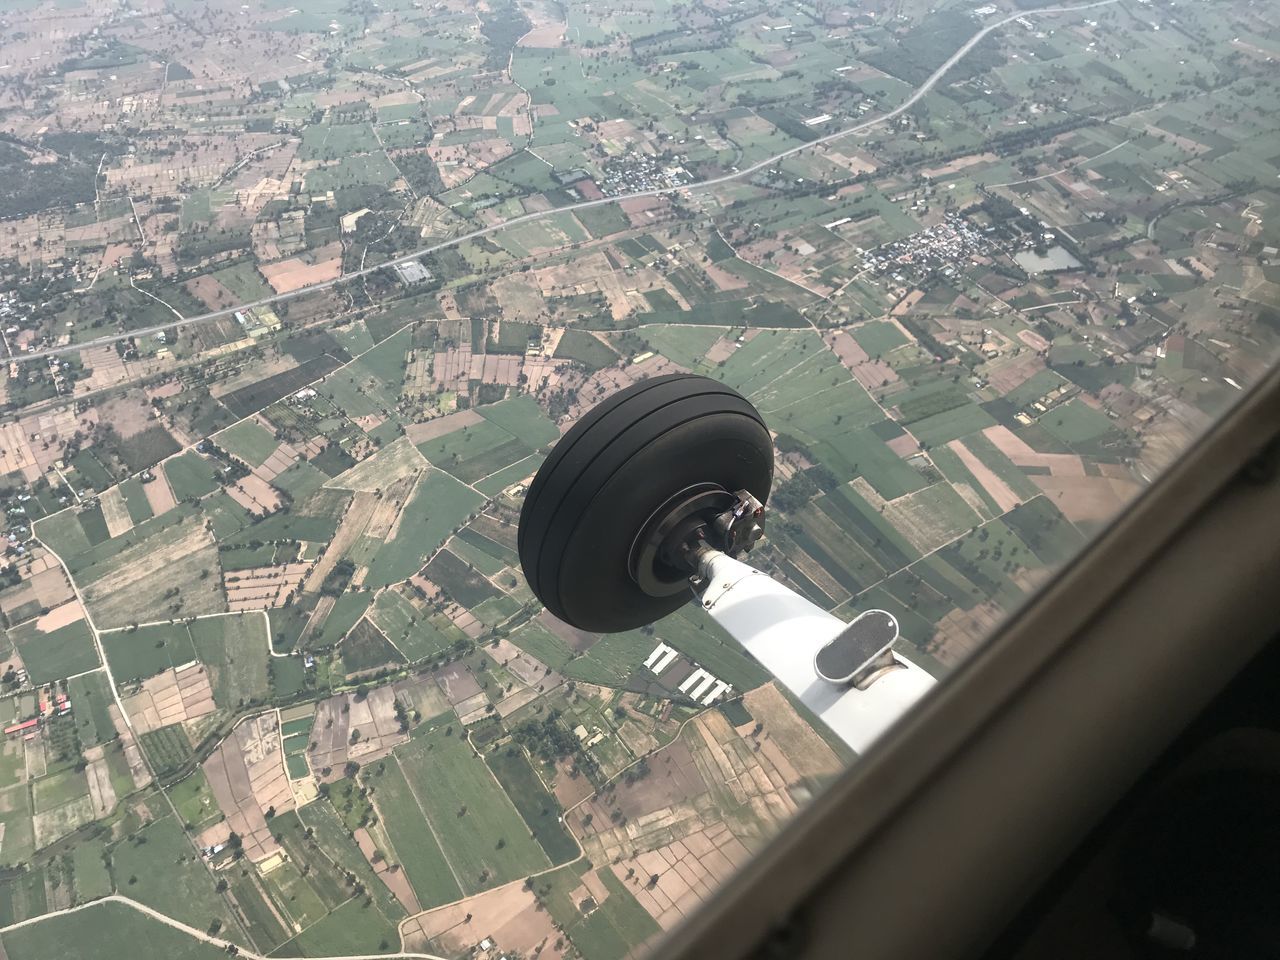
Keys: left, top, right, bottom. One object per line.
{"left": 402, "top": 880, "right": 567, "bottom": 960}
{"left": 1031, "top": 474, "right": 1141, "bottom": 524}
{"left": 404, "top": 410, "right": 483, "bottom": 444}
{"left": 537, "top": 610, "right": 597, "bottom": 653}
{"left": 570, "top": 739, "right": 707, "bottom": 838}
{"left": 260, "top": 249, "right": 342, "bottom": 293}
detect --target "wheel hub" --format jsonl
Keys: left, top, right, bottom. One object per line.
{"left": 629, "top": 484, "right": 766, "bottom": 598}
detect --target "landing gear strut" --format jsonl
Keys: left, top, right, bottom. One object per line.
{"left": 518, "top": 374, "right": 935, "bottom": 752}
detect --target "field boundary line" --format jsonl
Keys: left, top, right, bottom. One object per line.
{"left": 392, "top": 752, "right": 467, "bottom": 894}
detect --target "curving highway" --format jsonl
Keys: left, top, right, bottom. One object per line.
{"left": 16, "top": 0, "right": 1118, "bottom": 364}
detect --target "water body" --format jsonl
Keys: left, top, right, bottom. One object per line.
{"left": 1014, "top": 245, "right": 1082, "bottom": 273}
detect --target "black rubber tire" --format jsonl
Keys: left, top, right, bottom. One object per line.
{"left": 518, "top": 374, "right": 772, "bottom": 633}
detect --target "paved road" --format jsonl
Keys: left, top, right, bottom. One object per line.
{"left": 18, "top": 0, "right": 1117, "bottom": 365}
{"left": 0, "top": 894, "right": 450, "bottom": 960}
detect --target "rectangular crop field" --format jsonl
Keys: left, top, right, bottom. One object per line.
{"left": 215, "top": 420, "right": 279, "bottom": 467}
{"left": 139, "top": 724, "right": 192, "bottom": 778}
{"left": 101, "top": 624, "right": 197, "bottom": 684}
{"left": 106, "top": 814, "right": 238, "bottom": 935}
{"left": 367, "top": 591, "right": 461, "bottom": 662}
{"left": 188, "top": 613, "right": 270, "bottom": 709}
{"left": 476, "top": 395, "right": 559, "bottom": 448}
{"left": 68, "top": 672, "right": 116, "bottom": 746}
{"left": 486, "top": 745, "right": 578, "bottom": 864}
{"left": 364, "top": 759, "right": 461, "bottom": 910}
{"left": 416, "top": 418, "right": 534, "bottom": 485}
{"left": 396, "top": 723, "right": 550, "bottom": 894}
{"left": 163, "top": 453, "right": 220, "bottom": 501}
{"left": 11, "top": 618, "right": 99, "bottom": 683}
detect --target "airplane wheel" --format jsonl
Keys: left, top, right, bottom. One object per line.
{"left": 518, "top": 374, "right": 773, "bottom": 633}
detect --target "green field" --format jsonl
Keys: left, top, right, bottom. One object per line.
{"left": 287, "top": 802, "right": 406, "bottom": 924}
{"left": 263, "top": 859, "right": 328, "bottom": 930}
{"left": 273, "top": 896, "right": 400, "bottom": 958}
{"left": 119, "top": 477, "right": 155, "bottom": 524}
{"left": 139, "top": 724, "right": 193, "bottom": 778}
{"left": 163, "top": 453, "right": 220, "bottom": 501}
{"left": 537, "top": 862, "right": 662, "bottom": 960}
{"left": 304, "top": 591, "right": 373, "bottom": 649}
{"left": 473, "top": 454, "right": 543, "bottom": 497}
{"left": 367, "top": 591, "right": 461, "bottom": 662}
{"left": 361, "top": 470, "right": 484, "bottom": 588}
{"left": 188, "top": 613, "right": 270, "bottom": 710}
{"left": 0, "top": 902, "right": 229, "bottom": 960}
{"left": 0, "top": 783, "right": 34, "bottom": 867}
{"left": 11, "top": 618, "right": 99, "bottom": 683}
{"left": 69, "top": 672, "right": 116, "bottom": 746}
{"left": 215, "top": 420, "right": 279, "bottom": 467}
{"left": 477, "top": 395, "right": 560, "bottom": 447}
{"left": 339, "top": 619, "right": 404, "bottom": 674}
{"left": 71, "top": 837, "right": 113, "bottom": 901}
{"left": 101, "top": 624, "right": 198, "bottom": 684}
{"left": 0, "top": 868, "right": 47, "bottom": 926}
{"left": 554, "top": 329, "right": 619, "bottom": 371}
{"left": 210, "top": 261, "right": 272, "bottom": 302}
{"left": 851, "top": 320, "right": 908, "bottom": 356}
{"left": 565, "top": 606, "right": 768, "bottom": 691}
{"left": 32, "top": 768, "right": 89, "bottom": 812}
{"left": 1039, "top": 398, "right": 1117, "bottom": 445}
{"left": 107, "top": 814, "right": 239, "bottom": 938}
{"left": 416, "top": 418, "right": 535, "bottom": 485}
{"left": 364, "top": 759, "right": 462, "bottom": 909}
{"left": 908, "top": 403, "right": 998, "bottom": 448}
{"left": 486, "top": 745, "right": 578, "bottom": 864}
{"left": 507, "top": 619, "right": 575, "bottom": 670}
{"left": 396, "top": 722, "right": 550, "bottom": 893}
{"left": 641, "top": 325, "right": 727, "bottom": 369}
{"left": 423, "top": 549, "right": 500, "bottom": 607}
{"left": 168, "top": 769, "right": 222, "bottom": 831}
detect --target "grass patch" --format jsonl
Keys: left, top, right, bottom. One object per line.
{"left": 107, "top": 815, "right": 238, "bottom": 937}
{"left": 553, "top": 330, "right": 618, "bottom": 371}
{"left": 396, "top": 722, "right": 550, "bottom": 893}
{"left": 188, "top": 613, "right": 270, "bottom": 710}
{"left": 163, "top": 453, "right": 220, "bottom": 501}
{"left": 12, "top": 618, "right": 99, "bottom": 683}
{"left": 68, "top": 672, "right": 116, "bottom": 746}
{"left": 486, "top": 745, "right": 578, "bottom": 864}
{"left": 363, "top": 758, "right": 461, "bottom": 909}
{"left": 101, "top": 624, "right": 198, "bottom": 684}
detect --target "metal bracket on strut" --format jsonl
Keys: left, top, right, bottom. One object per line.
{"left": 711, "top": 489, "right": 766, "bottom": 558}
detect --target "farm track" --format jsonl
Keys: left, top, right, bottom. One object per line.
{"left": 0, "top": 894, "right": 450, "bottom": 960}
{"left": 13, "top": 0, "right": 1120, "bottom": 365}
